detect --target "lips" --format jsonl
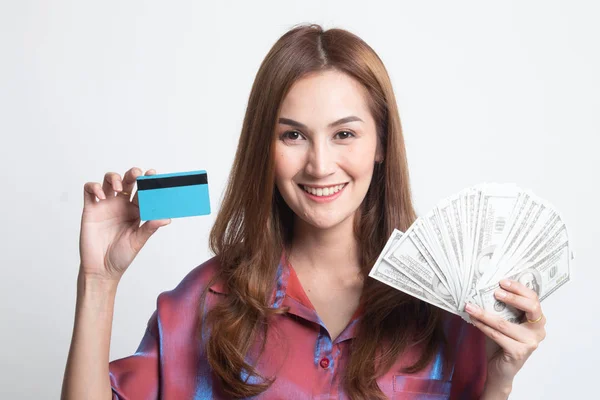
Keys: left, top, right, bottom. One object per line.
{"left": 299, "top": 183, "right": 347, "bottom": 197}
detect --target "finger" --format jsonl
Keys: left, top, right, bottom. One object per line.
{"left": 118, "top": 167, "right": 143, "bottom": 201}
{"left": 83, "top": 182, "right": 106, "bottom": 206}
{"left": 131, "top": 218, "right": 171, "bottom": 252}
{"left": 132, "top": 169, "right": 156, "bottom": 207}
{"left": 494, "top": 288, "right": 545, "bottom": 325}
{"left": 470, "top": 316, "right": 534, "bottom": 362}
{"left": 122, "top": 167, "right": 142, "bottom": 194}
{"left": 499, "top": 279, "right": 539, "bottom": 301}
{"left": 469, "top": 314, "right": 521, "bottom": 351}
{"left": 102, "top": 172, "right": 123, "bottom": 197}
{"left": 465, "top": 303, "right": 532, "bottom": 343}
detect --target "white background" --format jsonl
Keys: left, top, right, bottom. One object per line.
{"left": 1, "top": 1, "right": 598, "bottom": 398}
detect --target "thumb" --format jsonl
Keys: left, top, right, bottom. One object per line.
{"left": 132, "top": 219, "right": 172, "bottom": 251}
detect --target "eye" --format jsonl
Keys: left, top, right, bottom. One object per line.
{"left": 281, "top": 130, "right": 305, "bottom": 141}
{"left": 335, "top": 130, "right": 355, "bottom": 140}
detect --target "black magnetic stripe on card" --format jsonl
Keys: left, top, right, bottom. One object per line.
{"left": 137, "top": 173, "right": 208, "bottom": 191}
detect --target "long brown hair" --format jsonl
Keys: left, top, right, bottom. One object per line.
{"left": 201, "top": 23, "right": 446, "bottom": 399}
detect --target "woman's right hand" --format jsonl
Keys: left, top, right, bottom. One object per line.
{"left": 78, "top": 167, "right": 172, "bottom": 283}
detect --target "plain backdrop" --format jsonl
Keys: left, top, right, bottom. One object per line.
{"left": 1, "top": 1, "right": 598, "bottom": 398}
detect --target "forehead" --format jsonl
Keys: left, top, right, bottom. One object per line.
{"left": 279, "top": 70, "right": 371, "bottom": 122}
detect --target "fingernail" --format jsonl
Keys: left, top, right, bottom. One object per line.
{"left": 465, "top": 303, "right": 479, "bottom": 314}
{"left": 500, "top": 279, "right": 511, "bottom": 288}
{"left": 495, "top": 289, "right": 507, "bottom": 299}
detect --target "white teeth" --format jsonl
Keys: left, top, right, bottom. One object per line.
{"left": 301, "top": 184, "right": 346, "bottom": 197}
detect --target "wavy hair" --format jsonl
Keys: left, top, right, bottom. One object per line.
{"left": 201, "top": 24, "right": 447, "bottom": 399}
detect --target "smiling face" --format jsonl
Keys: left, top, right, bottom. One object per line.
{"left": 273, "top": 69, "right": 382, "bottom": 232}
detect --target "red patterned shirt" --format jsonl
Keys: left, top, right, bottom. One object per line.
{"left": 109, "top": 257, "right": 487, "bottom": 399}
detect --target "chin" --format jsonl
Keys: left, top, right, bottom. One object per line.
{"left": 297, "top": 212, "right": 353, "bottom": 231}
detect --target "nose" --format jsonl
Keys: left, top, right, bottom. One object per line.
{"left": 305, "top": 140, "right": 336, "bottom": 178}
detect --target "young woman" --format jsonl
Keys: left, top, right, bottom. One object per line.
{"left": 62, "top": 24, "right": 546, "bottom": 399}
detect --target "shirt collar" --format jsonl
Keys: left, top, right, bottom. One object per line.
{"left": 208, "top": 254, "right": 362, "bottom": 342}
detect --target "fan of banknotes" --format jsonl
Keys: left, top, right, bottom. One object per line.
{"left": 369, "top": 183, "right": 573, "bottom": 323}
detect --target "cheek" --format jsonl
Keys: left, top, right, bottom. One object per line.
{"left": 273, "top": 148, "right": 302, "bottom": 183}
{"left": 341, "top": 144, "right": 377, "bottom": 176}
{"left": 273, "top": 154, "right": 289, "bottom": 190}
{"left": 273, "top": 151, "right": 285, "bottom": 175}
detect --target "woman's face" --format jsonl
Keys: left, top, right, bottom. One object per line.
{"left": 274, "top": 70, "right": 382, "bottom": 231}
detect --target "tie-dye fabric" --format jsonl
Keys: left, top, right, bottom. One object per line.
{"left": 109, "top": 257, "right": 487, "bottom": 399}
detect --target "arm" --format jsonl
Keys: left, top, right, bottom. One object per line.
{"left": 64, "top": 167, "right": 169, "bottom": 399}
{"left": 61, "top": 273, "right": 119, "bottom": 400}
{"left": 480, "top": 338, "right": 512, "bottom": 399}
{"left": 481, "top": 375, "right": 512, "bottom": 400}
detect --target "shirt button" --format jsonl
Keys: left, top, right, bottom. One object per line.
{"left": 319, "top": 357, "right": 330, "bottom": 369}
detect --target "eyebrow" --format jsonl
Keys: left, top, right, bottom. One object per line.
{"left": 278, "top": 116, "right": 363, "bottom": 129}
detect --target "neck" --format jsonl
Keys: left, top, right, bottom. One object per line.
{"left": 289, "top": 214, "right": 361, "bottom": 277}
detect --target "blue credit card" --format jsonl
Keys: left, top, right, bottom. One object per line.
{"left": 136, "top": 170, "right": 211, "bottom": 221}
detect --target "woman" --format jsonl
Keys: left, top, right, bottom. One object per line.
{"left": 62, "top": 24, "right": 546, "bottom": 399}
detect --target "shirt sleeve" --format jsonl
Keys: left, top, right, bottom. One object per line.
{"left": 449, "top": 320, "right": 488, "bottom": 400}
{"left": 108, "top": 310, "right": 160, "bottom": 400}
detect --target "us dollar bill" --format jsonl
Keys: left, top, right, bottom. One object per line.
{"left": 369, "top": 229, "right": 460, "bottom": 315}
{"left": 476, "top": 239, "right": 571, "bottom": 323}
{"left": 464, "top": 184, "right": 520, "bottom": 304}
{"left": 371, "top": 183, "right": 572, "bottom": 323}
{"left": 385, "top": 225, "right": 459, "bottom": 310}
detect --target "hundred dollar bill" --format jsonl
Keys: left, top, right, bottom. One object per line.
{"left": 460, "top": 189, "right": 473, "bottom": 283}
{"left": 410, "top": 222, "right": 457, "bottom": 304}
{"left": 385, "top": 225, "right": 459, "bottom": 310}
{"left": 464, "top": 184, "right": 520, "bottom": 305}
{"left": 511, "top": 212, "right": 563, "bottom": 263}
{"left": 494, "top": 215, "right": 568, "bottom": 282}
{"left": 421, "top": 210, "right": 462, "bottom": 294}
{"left": 412, "top": 219, "right": 460, "bottom": 303}
{"left": 436, "top": 195, "right": 464, "bottom": 282}
{"left": 369, "top": 229, "right": 460, "bottom": 316}
{"left": 476, "top": 239, "right": 571, "bottom": 323}
{"left": 485, "top": 192, "right": 557, "bottom": 279}
{"left": 461, "top": 188, "right": 482, "bottom": 306}
{"left": 489, "top": 193, "right": 539, "bottom": 266}
{"left": 497, "top": 204, "right": 557, "bottom": 269}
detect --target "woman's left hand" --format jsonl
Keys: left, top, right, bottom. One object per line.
{"left": 465, "top": 279, "right": 546, "bottom": 393}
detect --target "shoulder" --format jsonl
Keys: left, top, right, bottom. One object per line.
{"left": 109, "top": 258, "right": 225, "bottom": 398}
{"left": 155, "top": 256, "right": 225, "bottom": 318}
